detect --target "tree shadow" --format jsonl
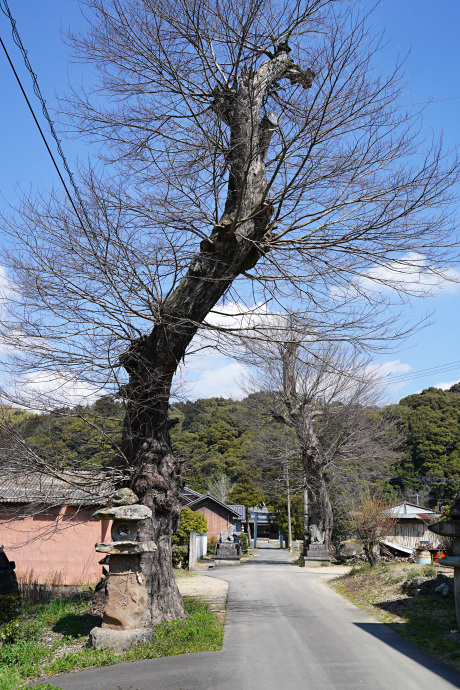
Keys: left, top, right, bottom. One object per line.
{"left": 53, "top": 612, "right": 102, "bottom": 639}
{"left": 354, "top": 594, "right": 460, "bottom": 687}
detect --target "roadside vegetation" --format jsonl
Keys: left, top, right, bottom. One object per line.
{"left": 330, "top": 563, "right": 460, "bottom": 672}
{"left": 0, "top": 588, "right": 224, "bottom": 690}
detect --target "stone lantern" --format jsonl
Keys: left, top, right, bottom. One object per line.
{"left": 428, "top": 487, "right": 460, "bottom": 628}
{"left": 89, "top": 488, "right": 157, "bottom": 652}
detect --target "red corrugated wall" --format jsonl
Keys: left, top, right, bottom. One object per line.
{"left": 0, "top": 505, "right": 110, "bottom": 585}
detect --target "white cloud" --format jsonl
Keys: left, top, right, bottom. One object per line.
{"left": 434, "top": 379, "right": 460, "bottom": 391}
{"left": 202, "top": 301, "right": 278, "bottom": 337}
{"left": 367, "top": 360, "right": 411, "bottom": 377}
{"left": 8, "top": 371, "right": 106, "bottom": 412}
{"left": 188, "top": 361, "right": 249, "bottom": 399}
{"left": 334, "top": 253, "right": 460, "bottom": 299}
{"left": 175, "top": 301, "right": 290, "bottom": 400}
{"left": 365, "top": 359, "right": 412, "bottom": 396}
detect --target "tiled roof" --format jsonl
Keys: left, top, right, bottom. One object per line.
{"left": 0, "top": 471, "right": 114, "bottom": 506}
{"left": 228, "top": 504, "right": 246, "bottom": 520}
{"left": 181, "top": 487, "right": 203, "bottom": 505}
{"left": 187, "top": 491, "right": 241, "bottom": 517}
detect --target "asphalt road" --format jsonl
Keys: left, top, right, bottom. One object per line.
{"left": 46, "top": 542, "right": 460, "bottom": 690}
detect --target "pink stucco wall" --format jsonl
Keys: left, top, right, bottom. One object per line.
{"left": 0, "top": 505, "right": 110, "bottom": 585}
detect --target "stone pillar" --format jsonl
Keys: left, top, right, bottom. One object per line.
{"left": 89, "top": 488, "right": 157, "bottom": 652}
{"left": 189, "top": 530, "right": 197, "bottom": 571}
{"left": 429, "top": 487, "right": 460, "bottom": 628}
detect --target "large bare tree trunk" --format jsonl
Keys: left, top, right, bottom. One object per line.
{"left": 117, "top": 51, "right": 308, "bottom": 622}
{"left": 306, "top": 454, "right": 334, "bottom": 551}
{"left": 302, "top": 471, "right": 309, "bottom": 556}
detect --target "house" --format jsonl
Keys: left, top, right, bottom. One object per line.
{"left": 0, "top": 471, "right": 112, "bottom": 585}
{"left": 182, "top": 491, "right": 242, "bottom": 539}
{"left": 0, "top": 470, "right": 248, "bottom": 584}
{"left": 381, "top": 501, "right": 441, "bottom": 554}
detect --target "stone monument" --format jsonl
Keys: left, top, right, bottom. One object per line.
{"left": 429, "top": 488, "right": 460, "bottom": 628}
{"left": 89, "top": 488, "right": 157, "bottom": 652}
{"left": 304, "top": 523, "right": 331, "bottom": 562}
{"left": 214, "top": 525, "right": 240, "bottom": 565}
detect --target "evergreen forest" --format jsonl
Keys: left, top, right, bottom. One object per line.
{"left": 3, "top": 384, "right": 460, "bottom": 534}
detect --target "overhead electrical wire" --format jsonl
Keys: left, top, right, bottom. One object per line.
{"left": 0, "top": 0, "right": 91, "bottom": 234}
{"left": 384, "top": 360, "right": 460, "bottom": 385}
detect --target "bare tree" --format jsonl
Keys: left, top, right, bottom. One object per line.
{"left": 0, "top": 0, "right": 458, "bottom": 622}
{"left": 207, "top": 474, "right": 235, "bottom": 503}
{"left": 241, "top": 330, "right": 401, "bottom": 552}
{"left": 349, "top": 492, "right": 394, "bottom": 566}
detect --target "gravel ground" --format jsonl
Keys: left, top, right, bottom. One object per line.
{"left": 176, "top": 572, "right": 228, "bottom": 620}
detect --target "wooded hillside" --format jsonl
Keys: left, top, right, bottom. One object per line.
{"left": 391, "top": 385, "right": 460, "bottom": 505}
{"left": 4, "top": 385, "right": 460, "bottom": 512}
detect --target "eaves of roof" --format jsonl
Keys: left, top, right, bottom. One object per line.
{"left": 187, "top": 491, "right": 241, "bottom": 517}
{"left": 0, "top": 471, "right": 114, "bottom": 507}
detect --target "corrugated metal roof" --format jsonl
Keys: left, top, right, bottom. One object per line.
{"left": 380, "top": 539, "right": 414, "bottom": 555}
{"left": 0, "top": 471, "right": 114, "bottom": 506}
{"left": 385, "top": 502, "right": 439, "bottom": 519}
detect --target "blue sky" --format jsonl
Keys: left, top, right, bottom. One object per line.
{"left": 1, "top": 1, "right": 460, "bottom": 403}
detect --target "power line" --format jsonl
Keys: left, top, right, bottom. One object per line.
{"left": 404, "top": 95, "right": 460, "bottom": 107}
{"left": 388, "top": 360, "right": 460, "bottom": 384}
{"left": 0, "top": 0, "right": 91, "bottom": 233}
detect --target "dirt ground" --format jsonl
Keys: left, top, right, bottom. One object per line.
{"left": 175, "top": 571, "right": 228, "bottom": 621}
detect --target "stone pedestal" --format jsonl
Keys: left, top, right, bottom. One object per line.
{"left": 89, "top": 626, "right": 154, "bottom": 653}
{"left": 89, "top": 489, "right": 157, "bottom": 650}
{"left": 429, "top": 492, "right": 460, "bottom": 628}
{"left": 214, "top": 541, "right": 240, "bottom": 566}
{"left": 304, "top": 543, "right": 331, "bottom": 561}
{"left": 216, "top": 542, "right": 240, "bottom": 559}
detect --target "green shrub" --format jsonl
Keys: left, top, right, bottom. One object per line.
{"left": 238, "top": 534, "right": 249, "bottom": 554}
{"left": 0, "top": 665, "right": 21, "bottom": 690}
{"left": 172, "top": 546, "right": 189, "bottom": 567}
{"left": 207, "top": 536, "right": 218, "bottom": 555}
{"left": 0, "top": 617, "right": 43, "bottom": 644}
{"left": 172, "top": 507, "right": 207, "bottom": 546}
{"left": 0, "top": 594, "right": 21, "bottom": 624}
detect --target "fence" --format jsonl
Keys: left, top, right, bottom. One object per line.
{"left": 196, "top": 533, "right": 207, "bottom": 559}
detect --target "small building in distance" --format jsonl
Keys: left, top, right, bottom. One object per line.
{"left": 182, "top": 491, "right": 241, "bottom": 539}
{"left": 381, "top": 501, "right": 441, "bottom": 554}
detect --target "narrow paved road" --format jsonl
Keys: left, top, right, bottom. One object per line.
{"left": 48, "top": 542, "right": 460, "bottom": 689}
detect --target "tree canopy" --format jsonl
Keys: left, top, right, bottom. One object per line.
{"left": 392, "top": 385, "right": 460, "bottom": 505}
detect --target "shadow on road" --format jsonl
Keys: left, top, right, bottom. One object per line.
{"left": 243, "top": 544, "right": 295, "bottom": 566}
{"left": 354, "top": 622, "right": 460, "bottom": 688}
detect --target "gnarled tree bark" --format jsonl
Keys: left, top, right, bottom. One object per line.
{"left": 118, "top": 51, "right": 314, "bottom": 621}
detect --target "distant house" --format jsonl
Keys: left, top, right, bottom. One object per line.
{"left": 182, "top": 491, "right": 242, "bottom": 539}
{"left": 381, "top": 501, "right": 441, "bottom": 554}
{"left": 0, "top": 471, "right": 112, "bottom": 585}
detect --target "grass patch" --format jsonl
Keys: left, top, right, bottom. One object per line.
{"left": 0, "top": 595, "right": 223, "bottom": 689}
{"left": 330, "top": 562, "right": 459, "bottom": 672}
